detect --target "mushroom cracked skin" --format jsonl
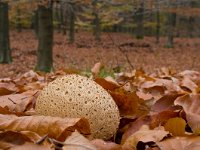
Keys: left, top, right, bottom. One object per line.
{"left": 35, "top": 74, "right": 120, "bottom": 139}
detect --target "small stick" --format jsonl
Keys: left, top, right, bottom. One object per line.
{"left": 106, "top": 32, "right": 134, "bottom": 70}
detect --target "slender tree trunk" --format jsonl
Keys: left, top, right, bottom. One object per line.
{"left": 60, "top": 0, "right": 67, "bottom": 35}
{"left": 16, "top": 7, "right": 22, "bottom": 32}
{"left": 0, "top": 2, "right": 12, "bottom": 64}
{"left": 68, "top": 4, "right": 75, "bottom": 43}
{"left": 155, "top": 0, "right": 160, "bottom": 43}
{"left": 54, "top": 2, "right": 61, "bottom": 33}
{"left": 35, "top": 6, "right": 53, "bottom": 72}
{"left": 165, "top": 12, "right": 176, "bottom": 48}
{"left": 32, "top": 10, "right": 39, "bottom": 38}
{"left": 92, "top": 0, "right": 101, "bottom": 41}
{"left": 135, "top": 1, "right": 144, "bottom": 39}
{"left": 187, "top": 16, "right": 194, "bottom": 38}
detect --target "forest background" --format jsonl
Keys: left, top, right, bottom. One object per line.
{"left": 0, "top": 0, "right": 200, "bottom": 77}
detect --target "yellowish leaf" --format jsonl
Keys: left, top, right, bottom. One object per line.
{"left": 164, "top": 117, "right": 186, "bottom": 136}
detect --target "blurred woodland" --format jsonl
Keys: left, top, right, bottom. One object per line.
{"left": 0, "top": 0, "right": 200, "bottom": 76}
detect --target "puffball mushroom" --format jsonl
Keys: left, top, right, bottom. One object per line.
{"left": 35, "top": 74, "right": 120, "bottom": 139}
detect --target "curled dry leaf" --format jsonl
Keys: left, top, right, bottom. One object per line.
{"left": 122, "top": 125, "right": 168, "bottom": 150}
{"left": 178, "top": 70, "right": 200, "bottom": 84}
{"left": 180, "top": 77, "right": 198, "bottom": 93}
{"left": 121, "top": 116, "right": 151, "bottom": 144}
{"left": 19, "top": 82, "right": 46, "bottom": 92}
{"left": 14, "top": 70, "right": 44, "bottom": 84}
{"left": 174, "top": 94, "right": 200, "bottom": 134}
{"left": 20, "top": 131, "right": 47, "bottom": 143}
{"left": 109, "top": 89, "right": 147, "bottom": 117}
{"left": 157, "top": 136, "right": 200, "bottom": 150}
{"left": 0, "top": 90, "right": 39, "bottom": 113}
{"left": 151, "top": 94, "right": 183, "bottom": 113}
{"left": 0, "top": 106, "right": 15, "bottom": 115}
{"left": 63, "top": 131, "right": 97, "bottom": 150}
{"left": 91, "top": 62, "right": 102, "bottom": 76}
{"left": 136, "top": 91, "right": 153, "bottom": 101}
{"left": 141, "top": 78, "right": 182, "bottom": 97}
{"left": 0, "top": 114, "right": 90, "bottom": 141}
{"left": 0, "top": 82, "right": 18, "bottom": 96}
{"left": 95, "top": 77, "right": 120, "bottom": 91}
{"left": 91, "top": 139, "right": 122, "bottom": 150}
{"left": 0, "top": 130, "right": 49, "bottom": 149}
{"left": 150, "top": 110, "right": 180, "bottom": 129}
{"left": 0, "top": 131, "right": 31, "bottom": 149}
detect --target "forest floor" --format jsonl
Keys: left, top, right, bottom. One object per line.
{"left": 0, "top": 30, "right": 200, "bottom": 78}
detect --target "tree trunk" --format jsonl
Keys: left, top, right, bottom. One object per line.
{"left": 35, "top": 6, "right": 53, "bottom": 72}
{"left": 155, "top": 0, "right": 160, "bottom": 43}
{"left": 187, "top": 16, "right": 194, "bottom": 38}
{"left": 135, "top": 1, "right": 144, "bottom": 39}
{"left": 60, "top": 1, "right": 67, "bottom": 35}
{"left": 92, "top": 0, "right": 101, "bottom": 41}
{"left": 16, "top": 7, "right": 22, "bottom": 32}
{"left": 165, "top": 12, "right": 176, "bottom": 48}
{"left": 68, "top": 4, "right": 75, "bottom": 43}
{"left": 54, "top": 2, "right": 61, "bottom": 33}
{"left": 0, "top": 2, "right": 12, "bottom": 64}
{"left": 32, "top": 10, "right": 39, "bottom": 38}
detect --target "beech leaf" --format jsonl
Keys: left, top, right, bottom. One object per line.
{"left": 0, "top": 82, "right": 18, "bottom": 96}
{"left": 157, "top": 136, "right": 200, "bottom": 150}
{"left": 91, "top": 139, "right": 122, "bottom": 150}
{"left": 63, "top": 131, "right": 97, "bottom": 150}
{"left": 174, "top": 94, "right": 200, "bottom": 134}
{"left": 122, "top": 125, "right": 168, "bottom": 150}
{"left": 0, "top": 114, "right": 90, "bottom": 141}
{"left": 164, "top": 117, "right": 186, "bottom": 136}
{"left": 9, "top": 142, "right": 52, "bottom": 150}
{"left": 0, "top": 90, "right": 39, "bottom": 113}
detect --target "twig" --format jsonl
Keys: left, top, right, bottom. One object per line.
{"left": 35, "top": 134, "right": 48, "bottom": 144}
{"left": 8, "top": 98, "right": 17, "bottom": 105}
{"left": 106, "top": 32, "right": 134, "bottom": 70}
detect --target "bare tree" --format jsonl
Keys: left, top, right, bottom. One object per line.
{"left": 35, "top": 3, "right": 53, "bottom": 72}
{"left": 0, "top": 1, "right": 12, "bottom": 64}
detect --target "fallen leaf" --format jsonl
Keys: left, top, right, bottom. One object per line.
{"left": 9, "top": 142, "right": 52, "bottom": 150}
{"left": 122, "top": 125, "right": 168, "bottom": 150}
{"left": 180, "top": 77, "right": 198, "bottom": 93}
{"left": 152, "top": 94, "right": 183, "bottom": 113}
{"left": 91, "top": 139, "right": 122, "bottom": 150}
{"left": 63, "top": 131, "right": 97, "bottom": 150}
{"left": 109, "top": 90, "right": 144, "bottom": 117}
{"left": 178, "top": 70, "right": 200, "bottom": 84}
{"left": 0, "top": 131, "right": 32, "bottom": 149}
{"left": 164, "top": 117, "right": 186, "bottom": 136}
{"left": 174, "top": 94, "right": 200, "bottom": 134}
{"left": 136, "top": 91, "right": 153, "bottom": 101}
{"left": 150, "top": 110, "right": 180, "bottom": 129}
{"left": 0, "top": 90, "right": 39, "bottom": 113}
{"left": 0, "top": 82, "right": 18, "bottom": 96}
{"left": 157, "top": 136, "right": 200, "bottom": 150}
{"left": 0, "top": 114, "right": 90, "bottom": 141}
{"left": 95, "top": 77, "right": 119, "bottom": 91}
{"left": 121, "top": 116, "right": 151, "bottom": 144}
{"left": 91, "top": 62, "right": 102, "bottom": 76}
{"left": 0, "top": 106, "right": 15, "bottom": 115}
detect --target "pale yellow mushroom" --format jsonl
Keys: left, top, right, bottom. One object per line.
{"left": 35, "top": 74, "right": 120, "bottom": 139}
